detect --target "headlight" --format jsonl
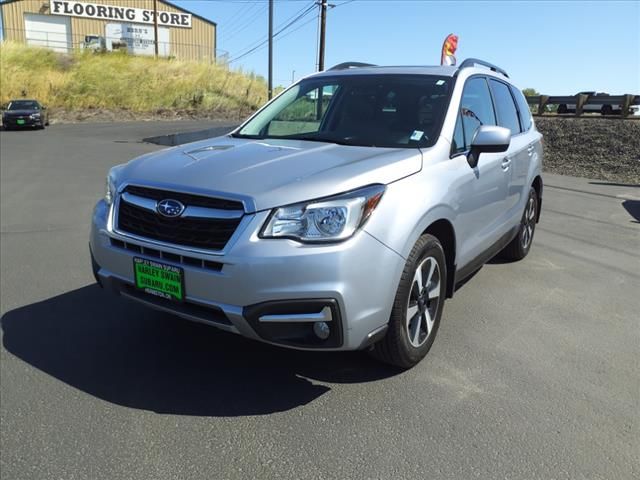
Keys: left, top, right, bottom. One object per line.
{"left": 30, "top": 113, "right": 41, "bottom": 119}
{"left": 260, "top": 185, "right": 385, "bottom": 242}
{"left": 104, "top": 172, "right": 117, "bottom": 205}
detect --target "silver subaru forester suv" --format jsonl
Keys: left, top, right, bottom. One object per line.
{"left": 90, "top": 59, "right": 543, "bottom": 368}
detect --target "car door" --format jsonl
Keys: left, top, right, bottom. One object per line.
{"left": 450, "top": 76, "right": 510, "bottom": 268}
{"left": 488, "top": 78, "right": 528, "bottom": 219}
{"left": 510, "top": 85, "right": 539, "bottom": 217}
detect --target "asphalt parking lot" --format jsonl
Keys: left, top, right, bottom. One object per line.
{"left": 1, "top": 123, "right": 638, "bottom": 480}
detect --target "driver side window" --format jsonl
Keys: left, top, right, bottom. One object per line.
{"left": 451, "top": 77, "right": 496, "bottom": 154}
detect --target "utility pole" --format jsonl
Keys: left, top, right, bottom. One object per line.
{"left": 153, "top": 0, "right": 159, "bottom": 58}
{"left": 268, "top": 0, "right": 274, "bottom": 99}
{"left": 317, "top": 1, "right": 327, "bottom": 71}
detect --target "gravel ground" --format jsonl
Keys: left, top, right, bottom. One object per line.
{"left": 535, "top": 117, "right": 640, "bottom": 184}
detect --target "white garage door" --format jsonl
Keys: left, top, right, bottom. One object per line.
{"left": 24, "top": 14, "right": 72, "bottom": 53}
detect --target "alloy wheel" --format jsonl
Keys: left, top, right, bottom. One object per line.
{"left": 521, "top": 195, "right": 536, "bottom": 249}
{"left": 406, "top": 256, "right": 441, "bottom": 348}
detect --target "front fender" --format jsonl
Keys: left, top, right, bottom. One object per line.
{"left": 363, "top": 167, "right": 459, "bottom": 262}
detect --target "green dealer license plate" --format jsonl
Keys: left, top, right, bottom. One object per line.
{"left": 16, "top": 119, "right": 25, "bottom": 125}
{"left": 134, "top": 257, "right": 184, "bottom": 302}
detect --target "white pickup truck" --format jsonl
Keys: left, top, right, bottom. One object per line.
{"left": 558, "top": 92, "right": 621, "bottom": 115}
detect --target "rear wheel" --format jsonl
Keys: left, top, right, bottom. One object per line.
{"left": 601, "top": 105, "right": 613, "bottom": 116}
{"left": 370, "top": 234, "right": 447, "bottom": 368}
{"left": 500, "top": 187, "right": 538, "bottom": 261}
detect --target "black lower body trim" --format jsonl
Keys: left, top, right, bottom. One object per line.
{"left": 243, "top": 299, "right": 343, "bottom": 348}
{"left": 453, "top": 225, "right": 519, "bottom": 292}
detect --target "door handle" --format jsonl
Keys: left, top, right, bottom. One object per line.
{"left": 501, "top": 157, "right": 511, "bottom": 170}
{"left": 527, "top": 145, "right": 535, "bottom": 156}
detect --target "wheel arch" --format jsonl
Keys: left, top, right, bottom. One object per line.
{"left": 422, "top": 219, "right": 457, "bottom": 299}
{"left": 532, "top": 175, "right": 543, "bottom": 222}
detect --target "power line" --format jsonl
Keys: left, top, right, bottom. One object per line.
{"left": 229, "top": 13, "right": 317, "bottom": 66}
{"left": 222, "top": 4, "right": 268, "bottom": 42}
{"left": 221, "top": 1, "right": 262, "bottom": 34}
{"left": 228, "top": 2, "right": 316, "bottom": 63}
{"left": 226, "top": 0, "right": 315, "bottom": 59}
{"left": 226, "top": 0, "right": 352, "bottom": 68}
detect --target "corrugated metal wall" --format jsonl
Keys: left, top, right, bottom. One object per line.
{"left": 1, "top": 0, "right": 216, "bottom": 61}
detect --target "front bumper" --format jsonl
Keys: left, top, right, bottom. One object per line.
{"left": 2, "top": 116, "right": 43, "bottom": 128}
{"left": 90, "top": 200, "right": 404, "bottom": 350}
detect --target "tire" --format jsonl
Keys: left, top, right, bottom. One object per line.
{"left": 558, "top": 104, "right": 567, "bottom": 114}
{"left": 370, "top": 234, "right": 447, "bottom": 369}
{"left": 601, "top": 105, "right": 613, "bottom": 116}
{"left": 500, "top": 187, "right": 538, "bottom": 261}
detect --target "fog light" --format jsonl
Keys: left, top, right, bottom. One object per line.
{"left": 313, "top": 321, "right": 330, "bottom": 340}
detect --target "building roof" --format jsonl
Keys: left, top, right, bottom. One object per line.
{"left": 0, "top": 0, "right": 217, "bottom": 27}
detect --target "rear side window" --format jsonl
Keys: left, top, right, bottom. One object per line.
{"left": 489, "top": 79, "right": 520, "bottom": 135}
{"left": 510, "top": 86, "right": 532, "bottom": 132}
{"left": 452, "top": 77, "right": 496, "bottom": 153}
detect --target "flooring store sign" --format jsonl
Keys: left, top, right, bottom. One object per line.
{"left": 51, "top": 0, "right": 192, "bottom": 28}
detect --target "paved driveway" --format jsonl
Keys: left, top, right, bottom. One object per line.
{"left": 1, "top": 123, "right": 638, "bottom": 479}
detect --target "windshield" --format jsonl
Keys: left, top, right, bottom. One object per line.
{"left": 236, "top": 74, "right": 452, "bottom": 148}
{"left": 8, "top": 101, "right": 40, "bottom": 110}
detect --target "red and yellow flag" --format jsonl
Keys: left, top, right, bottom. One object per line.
{"left": 441, "top": 34, "right": 459, "bottom": 66}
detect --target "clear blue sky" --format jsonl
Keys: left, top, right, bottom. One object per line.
{"left": 173, "top": 0, "right": 640, "bottom": 94}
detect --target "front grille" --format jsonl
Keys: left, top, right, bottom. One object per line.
{"left": 124, "top": 185, "right": 243, "bottom": 210}
{"left": 110, "top": 238, "right": 223, "bottom": 272}
{"left": 117, "top": 187, "right": 243, "bottom": 251}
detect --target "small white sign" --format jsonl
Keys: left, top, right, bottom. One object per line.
{"left": 51, "top": 0, "right": 192, "bottom": 28}
{"left": 105, "top": 23, "right": 170, "bottom": 56}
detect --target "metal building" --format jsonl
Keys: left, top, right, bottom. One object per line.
{"left": 0, "top": 0, "right": 217, "bottom": 61}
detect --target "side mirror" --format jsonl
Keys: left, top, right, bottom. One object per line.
{"left": 467, "top": 125, "right": 511, "bottom": 168}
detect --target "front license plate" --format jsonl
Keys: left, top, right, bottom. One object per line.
{"left": 133, "top": 257, "right": 184, "bottom": 302}
{"left": 16, "top": 119, "right": 25, "bottom": 125}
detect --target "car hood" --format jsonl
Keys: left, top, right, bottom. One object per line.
{"left": 3, "top": 109, "right": 40, "bottom": 116}
{"left": 120, "top": 136, "right": 423, "bottom": 212}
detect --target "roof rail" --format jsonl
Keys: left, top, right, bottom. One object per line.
{"left": 458, "top": 58, "right": 509, "bottom": 78}
{"left": 328, "top": 62, "right": 377, "bottom": 71}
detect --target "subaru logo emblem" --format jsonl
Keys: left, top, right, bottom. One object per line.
{"left": 156, "top": 199, "right": 185, "bottom": 217}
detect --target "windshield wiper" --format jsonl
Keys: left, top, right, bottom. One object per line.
{"left": 276, "top": 134, "right": 357, "bottom": 146}
{"left": 231, "top": 132, "right": 359, "bottom": 146}
{"left": 230, "top": 132, "right": 266, "bottom": 139}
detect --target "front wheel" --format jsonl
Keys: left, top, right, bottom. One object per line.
{"left": 370, "top": 234, "right": 447, "bottom": 368}
{"left": 500, "top": 187, "right": 538, "bottom": 261}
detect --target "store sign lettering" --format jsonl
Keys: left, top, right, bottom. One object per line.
{"left": 51, "top": 0, "right": 192, "bottom": 28}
